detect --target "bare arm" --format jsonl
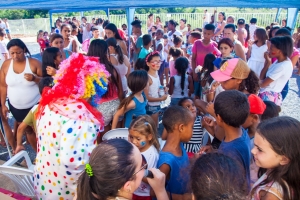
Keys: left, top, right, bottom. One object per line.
{"left": 188, "top": 75, "right": 194, "bottom": 95}
{"left": 191, "top": 53, "right": 197, "bottom": 80}
{"left": 119, "top": 40, "right": 128, "bottom": 56}
{"left": 111, "top": 100, "right": 136, "bottom": 129}
{"left": 123, "top": 55, "right": 131, "bottom": 78}
{"left": 214, "top": 21, "right": 225, "bottom": 37}
{"left": 234, "top": 43, "right": 246, "bottom": 61}
{"left": 291, "top": 55, "right": 299, "bottom": 67}
{"left": 260, "top": 77, "right": 274, "bottom": 88}
{"left": 72, "top": 39, "right": 79, "bottom": 53}
{"left": 260, "top": 52, "right": 271, "bottom": 80}
{"left": 144, "top": 77, "right": 168, "bottom": 102}
{"left": 0, "top": 61, "right": 9, "bottom": 118}
{"left": 237, "top": 29, "right": 245, "bottom": 46}
{"left": 168, "top": 77, "right": 175, "bottom": 95}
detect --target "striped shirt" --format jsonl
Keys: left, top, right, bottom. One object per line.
{"left": 183, "top": 116, "right": 203, "bottom": 153}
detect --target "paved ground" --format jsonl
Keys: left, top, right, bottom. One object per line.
{"left": 1, "top": 42, "right": 300, "bottom": 164}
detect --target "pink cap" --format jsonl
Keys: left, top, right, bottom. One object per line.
{"left": 210, "top": 58, "right": 250, "bottom": 82}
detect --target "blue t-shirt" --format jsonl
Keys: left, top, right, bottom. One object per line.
{"left": 138, "top": 47, "right": 153, "bottom": 59}
{"left": 157, "top": 143, "right": 189, "bottom": 195}
{"left": 124, "top": 94, "right": 147, "bottom": 128}
{"left": 218, "top": 129, "right": 251, "bottom": 187}
{"left": 213, "top": 56, "right": 238, "bottom": 69}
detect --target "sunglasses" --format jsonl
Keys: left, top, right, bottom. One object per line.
{"left": 150, "top": 60, "right": 163, "bottom": 65}
{"left": 132, "top": 155, "right": 147, "bottom": 178}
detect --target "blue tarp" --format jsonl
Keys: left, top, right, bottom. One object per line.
{"left": 2, "top": 0, "right": 300, "bottom": 9}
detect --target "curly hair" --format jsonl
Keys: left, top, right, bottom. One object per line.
{"left": 239, "top": 70, "right": 260, "bottom": 94}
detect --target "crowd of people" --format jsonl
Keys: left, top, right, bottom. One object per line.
{"left": 0, "top": 11, "right": 300, "bottom": 200}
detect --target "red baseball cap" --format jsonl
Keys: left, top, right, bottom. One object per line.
{"left": 248, "top": 94, "right": 266, "bottom": 115}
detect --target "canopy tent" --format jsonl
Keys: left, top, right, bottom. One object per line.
{"left": 2, "top": 0, "right": 300, "bottom": 9}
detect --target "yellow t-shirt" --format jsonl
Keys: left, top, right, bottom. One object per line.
{"left": 23, "top": 105, "right": 38, "bottom": 131}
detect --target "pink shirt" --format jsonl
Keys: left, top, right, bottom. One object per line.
{"left": 192, "top": 40, "right": 220, "bottom": 67}
{"left": 169, "top": 59, "right": 177, "bottom": 77}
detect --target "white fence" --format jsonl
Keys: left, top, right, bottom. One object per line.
{"left": 7, "top": 12, "right": 298, "bottom": 36}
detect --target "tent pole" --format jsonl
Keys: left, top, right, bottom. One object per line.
{"left": 275, "top": 8, "right": 282, "bottom": 22}
{"left": 49, "top": 11, "right": 53, "bottom": 31}
{"left": 126, "top": 7, "right": 135, "bottom": 59}
{"left": 287, "top": 8, "right": 299, "bottom": 32}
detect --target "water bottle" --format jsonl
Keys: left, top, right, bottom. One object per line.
{"left": 159, "top": 85, "right": 165, "bottom": 97}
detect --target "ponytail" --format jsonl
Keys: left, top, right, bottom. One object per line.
{"left": 115, "top": 45, "right": 124, "bottom": 64}
{"left": 76, "top": 171, "right": 97, "bottom": 200}
{"left": 239, "top": 70, "right": 260, "bottom": 94}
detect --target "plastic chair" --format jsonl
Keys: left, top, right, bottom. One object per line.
{"left": 0, "top": 151, "right": 35, "bottom": 198}
{"left": 102, "top": 128, "right": 129, "bottom": 140}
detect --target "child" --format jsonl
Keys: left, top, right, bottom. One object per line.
{"left": 169, "top": 47, "right": 183, "bottom": 77}
{"left": 42, "top": 47, "right": 63, "bottom": 77}
{"left": 186, "top": 31, "right": 201, "bottom": 60}
{"left": 154, "top": 29, "right": 167, "bottom": 86}
{"left": 162, "top": 35, "right": 170, "bottom": 85}
{"left": 139, "top": 34, "right": 153, "bottom": 59}
{"left": 15, "top": 77, "right": 54, "bottom": 154}
{"left": 178, "top": 97, "right": 204, "bottom": 154}
{"left": 129, "top": 115, "right": 160, "bottom": 200}
{"left": 249, "top": 18, "right": 257, "bottom": 41}
{"left": 214, "top": 90, "right": 251, "bottom": 190}
{"left": 37, "top": 30, "right": 46, "bottom": 52}
{"left": 43, "top": 31, "right": 50, "bottom": 47}
{"left": 112, "top": 70, "right": 148, "bottom": 129}
{"left": 144, "top": 51, "right": 168, "bottom": 127}
{"left": 259, "top": 36, "right": 293, "bottom": 107}
{"left": 192, "top": 24, "right": 220, "bottom": 98}
{"left": 251, "top": 116, "right": 300, "bottom": 200}
{"left": 49, "top": 33, "right": 72, "bottom": 60}
{"left": 158, "top": 106, "right": 194, "bottom": 200}
{"left": 173, "top": 35, "right": 183, "bottom": 48}
{"left": 191, "top": 153, "right": 247, "bottom": 200}
{"left": 198, "top": 53, "right": 215, "bottom": 102}
{"left": 169, "top": 57, "right": 193, "bottom": 106}
{"left": 247, "top": 28, "right": 268, "bottom": 77}
{"left": 261, "top": 101, "right": 279, "bottom": 121}
{"left": 213, "top": 38, "right": 235, "bottom": 69}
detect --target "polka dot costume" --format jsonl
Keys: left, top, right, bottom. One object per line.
{"left": 34, "top": 101, "right": 100, "bottom": 200}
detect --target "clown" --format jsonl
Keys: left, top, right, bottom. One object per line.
{"left": 34, "top": 53, "right": 109, "bottom": 200}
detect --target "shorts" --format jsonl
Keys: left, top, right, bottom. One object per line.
{"left": 146, "top": 104, "right": 161, "bottom": 115}
{"left": 170, "top": 98, "right": 182, "bottom": 106}
{"left": 193, "top": 81, "right": 202, "bottom": 97}
{"left": 5, "top": 29, "right": 10, "bottom": 34}
{"left": 158, "top": 60, "right": 167, "bottom": 76}
{"left": 259, "top": 91, "right": 282, "bottom": 106}
{"left": 97, "top": 99, "right": 120, "bottom": 126}
{"left": 281, "top": 80, "right": 289, "bottom": 100}
{"left": 8, "top": 100, "right": 32, "bottom": 122}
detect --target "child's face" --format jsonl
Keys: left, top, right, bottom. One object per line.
{"left": 51, "top": 38, "right": 64, "bottom": 50}
{"left": 54, "top": 51, "right": 63, "bottom": 67}
{"left": 128, "top": 129, "right": 152, "bottom": 151}
{"left": 181, "top": 99, "right": 197, "bottom": 118}
{"left": 219, "top": 43, "right": 233, "bottom": 57}
{"left": 147, "top": 56, "right": 161, "bottom": 72}
{"left": 164, "top": 38, "right": 168, "bottom": 45}
{"left": 180, "top": 112, "right": 194, "bottom": 142}
{"left": 220, "top": 78, "right": 241, "bottom": 91}
{"left": 62, "top": 26, "right": 71, "bottom": 38}
{"left": 203, "top": 29, "right": 214, "bottom": 41}
{"left": 251, "top": 133, "right": 286, "bottom": 169}
{"left": 268, "top": 44, "right": 281, "bottom": 58}
{"left": 44, "top": 32, "right": 48, "bottom": 37}
{"left": 156, "top": 32, "right": 163, "bottom": 40}
{"left": 242, "top": 114, "right": 259, "bottom": 130}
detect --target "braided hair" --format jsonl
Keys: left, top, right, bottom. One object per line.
{"left": 174, "top": 57, "right": 189, "bottom": 96}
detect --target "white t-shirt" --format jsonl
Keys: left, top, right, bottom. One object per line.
{"left": 167, "top": 30, "right": 182, "bottom": 47}
{"left": 134, "top": 145, "right": 159, "bottom": 196}
{"left": 260, "top": 59, "right": 293, "bottom": 93}
{"left": 204, "top": 12, "right": 210, "bottom": 23}
{"left": 155, "top": 38, "right": 165, "bottom": 61}
{"left": 249, "top": 24, "right": 257, "bottom": 41}
{"left": 0, "top": 22, "right": 6, "bottom": 29}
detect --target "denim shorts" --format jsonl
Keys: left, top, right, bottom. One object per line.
{"left": 146, "top": 104, "right": 161, "bottom": 115}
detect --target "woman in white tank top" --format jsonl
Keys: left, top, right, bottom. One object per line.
{"left": 61, "top": 24, "right": 79, "bottom": 53}
{"left": 0, "top": 39, "right": 42, "bottom": 151}
{"left": 106, "top": 38, "right": 131, "bottom": 93}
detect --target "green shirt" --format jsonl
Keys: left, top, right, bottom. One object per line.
{"left": 138, "top": 48, "right": 153, "bottom": 59}
{"left": 23, "top": 105, "right": 38, "bottom": 132}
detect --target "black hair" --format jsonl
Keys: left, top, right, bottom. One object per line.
{"left": 87, "top": 39, "right": 120, "bottom": 98}
{"left": 180, "top": 19, "right": 187, "bottom": 24}
{"left": 245, "top": 24, "right": 250, "bottom": 43}
{"left": 142, "top": 34, "right": 152, "bottom": 46}
{"left": 60, "top": 23, "right": 72, "bottom": 32}
{"left": 219, "top": 12, "right": 226, "bottom": 20}
{"left": 106, "top": 37, "right": 124, "bottom": 64}
{"left": 104, "top": 23, "right": 123, "bottom": 40}
{"left": 169, "top": 47, "right": 182, "bottom": 58}
{"left": 42, "top": 47, "right": 60, "bottom": 77}
{"left": 122, "top": 24, "right": 127, "bottom": 28}
{"left": 119, "top": 70, "right": 148, "bottom": 113}
{"left": 131, "top": 20, "right": 142, "bottom": 29}
{"left": 250, "top": 18, "right": 257, "bottom": 24}
{"left": 174, "top": 57, "right": 189, "bottom": 96}
{"left": 91, "top": 26, "right": 99, "bottom": 31}
{"left": 266, "top": 26, "right": 271, "bottom": 31}
{"left": 145, "top": 51, "right": 160, "bottom": 64}
{"left": 77, "top": 139, "right": 137, "bottom": 200}
{"left": 134, "top": 58, "right": 147, "bottom": 71}
{"left": 148, "top": 13, "right": 153, "bottom": 18}
{"left": 224, "top": 24, "right": 236, "bottom": 32}
{"left": 261, "top": 101, "right": 280, "bottom": 121}
{"left": 162, "top": 105, "right": 192, "bottom": 133}
{"left": 204, "top": 23, "right": 216, "bottom": 32}
{"left": 254, "top": 116, "right": 300, "bottom": 200}
{"left": 96, "top": 18, "right": 103, "bottom": 25}
{"left": 190, "top": 31, "right": 201, "bottom": 39}
{"left": 270, "top": 36, "right": 293, "bottom": 57}
{"left": 254, "top": 28, "right": 268, "bottom": 44}
{"left": 201, "top": 53, "right": 216, "bottom": 85}
{"left": 49, "top": 33, "right": 63, "bottom": 43}
{"left": 102, "top": 20, "right": 110, "bottom": 29}
{"left": 38, "top": 77, "right": 54, "bottom": 94}
{"left": 269, "top": 25, "right": 280, "bottom": 39}
{"left": 214, "top": 90, "right": 249, "bottom": 127}
{"left": 178, "top": 97, "right": 193, "bottom": 106}
{"left": 275, "top": 27, "right": 292, "bottom": 36}
{"left": 191, "top": 153, "right": 247, "bottom": 200}
{"left": 240, "top": 70, "right": 260, "bottom": 94}
{"left": 7, "top": 39, "right": 31, "bottom": 57}
{"left": 168, "top": 19, "right": 178, "bottom": 27}
{"left": 81, "top": 16, "right": 87, "bottom": 21}
{"left": 173, "top": 35, "right": 183, "bottom": 46}
{"left": 0, "top": 28, "right": 5, "bottom": 37}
